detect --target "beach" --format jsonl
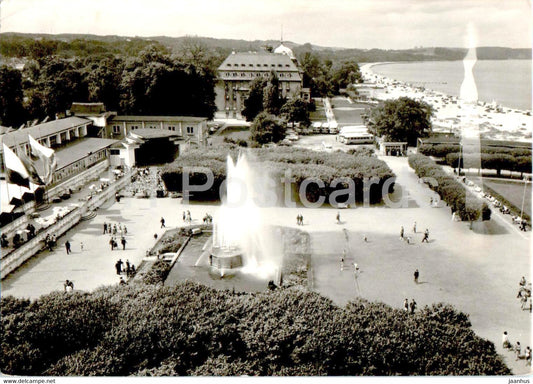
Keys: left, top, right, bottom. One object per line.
{"left": 361, "top": 63, "right": 532, "bottom": 143}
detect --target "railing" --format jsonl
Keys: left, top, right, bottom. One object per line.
{"left": 1, "top": 170, "right": 133, "bottom": 280}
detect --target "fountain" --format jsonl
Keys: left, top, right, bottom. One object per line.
{"left": 208, "top": 152, "right": 282, "bottom": 282}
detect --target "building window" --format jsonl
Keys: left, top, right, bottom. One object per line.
{"left": 249, "top": 64, "right": 253, "bottom": 67}
{"left": 110, "top": 149, "right": 120, "bottom": 155}
{"left": 186, "top": 126, "right": 194, "bottom": 134}
{"left": 285, "top": 64, "right": 289, "bottom": 67}
{"left": 241, "top": 64, "right": 245, "bottom": 67}
{"left": 112, "top": 125, "right": 121, "bottom": 134}
{"left": 227, "top": 64, "right": 232, "bottom": 67}
{"left": 263, "top": 64, "right": 268, "bottom": 67}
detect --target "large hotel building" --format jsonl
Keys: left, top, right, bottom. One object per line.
{"left": 216, "top": 43, "right": 310, "bottom": 118}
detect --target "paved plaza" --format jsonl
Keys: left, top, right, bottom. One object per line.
{"left": 1, "top": 156, "right": 531, "bottom": 373}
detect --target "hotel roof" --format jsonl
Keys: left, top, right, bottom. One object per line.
{"left": 218, "top": 52, "right": 299, "bottom": 72}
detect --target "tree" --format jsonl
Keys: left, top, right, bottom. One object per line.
{"left": 242, "top": 77, "right": 267, "bottom": 121}
{"left": 263, "top": 72, "right": 283, "bottom": 115}
{"left": 369, "top": 97, "right": 433, "bottom": 146}
{"left": 0, "top": 66, "right": 26, "bottom": 127}
{"left": 85, "top": 57, "right": 125, "bottom": 111}
{"left": 280, "top": 98, "right": 311, "bottom": 127}
{"left": 330, "top": 61, "right": 362, "bottom": 92}
{"left": 250, "top": 112, "right": 286, "bottom": 145}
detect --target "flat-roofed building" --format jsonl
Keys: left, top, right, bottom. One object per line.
{"left": 105, "top": 115, "right": 208, "bottom": 147}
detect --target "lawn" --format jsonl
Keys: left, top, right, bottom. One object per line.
{"left": 484, "top": 178, "right": 531, "bottom": 217}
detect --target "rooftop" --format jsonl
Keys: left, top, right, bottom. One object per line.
{"left": 108, "top": 115, "right": 207, "bottom": 123}
{"left": 130, "top": 129, "right": 182, "bottom": 140}
{"left": 70, "top": 102, "right": 106, "bottom": 115}
{"left": 0, "top": 117, "right": 92, "bottom": 148}
{"left": 52, "top": 138, "right": 119, "bottom": 171}
{"left": 218, "top": 52, "right": 299, "bottom": 72}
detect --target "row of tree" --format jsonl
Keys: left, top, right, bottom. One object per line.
{"left": 408, "top": 154, "right": 491, "bottom": 222}
{"left": 1, "top": 282, "right": 510, "bottom": 376}
{"left": 445, "top": 152, "right": 531, "bottom": 177}
{"left": 0, "top": 46, "right": 217, "bottom": 128}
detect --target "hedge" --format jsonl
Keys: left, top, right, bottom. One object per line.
{"left": 408, "top": 154, "right": 491, "bottom": 221}
{"left": 445, "top": 153, "right": 531, "bottom": 176}
{"left": 161, "top": 146, "right": 395, "bottom": 204}
{"left": 1, "top": 282, "right": 510, "bottom": 376}
{"left": 418, "top": 143, "right": 531, "bottom": 158}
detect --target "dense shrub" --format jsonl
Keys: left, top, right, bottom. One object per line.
{"left": 161, "top": 146, "right": 395, "bottom": 204}
{"left": 1, "top": 282, "right": 510, "bottom": 376}
{"left": 408, "top": 154, "right": 491, "bottom": 221}
{"left": 418, "top": 143, "right": 531, "bottom": 158}
{"left": 142, "top": 260, "right": 171, "bottom": 285}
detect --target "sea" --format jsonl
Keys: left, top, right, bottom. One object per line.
{"left": 371, "top": 60, "right": 532, "bottom": 111}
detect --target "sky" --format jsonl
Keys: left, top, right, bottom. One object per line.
{"left": 0, "top": 0, "right": 531, "bottom": 49}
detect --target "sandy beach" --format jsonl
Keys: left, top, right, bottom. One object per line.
{"left": 361, "top": 63, "right": 532, "bottom": 143}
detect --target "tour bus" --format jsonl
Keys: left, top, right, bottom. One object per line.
{"left": 338, "top": 132, "right": 374, "bottom": 144}
{"left": 321, "top": 122, "right": 330, "bottom": 133}
{"left": 312, "top": 122, "right": 322, "bottom": 133}
{"left": 328, "top": 122, "right": 339, "bottom": 134}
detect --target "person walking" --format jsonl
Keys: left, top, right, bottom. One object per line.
{"left": 340, "top": 249, "right": 346, "bottom": 271}
{"left": 409, "top": 299, "right": 417, "bottom": 314}
{"left": 400, "top": 226, "right": 404, "bottom": 239}
{"left": 502, "top": 331, "right": 512, "bottom": 349}
{"left": 121, "top": 237, "right": 127, "bottom": 250}
{"left": 65, "top": 240, "right": 71, "bottom": 255}
{"left": 414, "top": 269, "right": 419, "bottom": 284}
{"left": 413, "top": 221, "right": 417, "bottom": 233}
{"left": 183, "top": 211, "right": 186, "bottom": 222}
{"left": 160, "top": 217, "right": 166, "bottom": 228}
{"left": 103, "top": 223, "right": 108, "bottom": 234}
{"left": 80, "top": 242, "right": 84, "bottom": 252}
{"left": 403, "top": 298, "right": 409, "bottom": 312}
{"left": 336, "top": 212, "right": 341, "bottom": 224}
{"left": 422, "top": 229, "right": 429, "bottom": 243}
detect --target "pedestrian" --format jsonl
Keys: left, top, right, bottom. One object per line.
{"left": 413, "top": 221, "right": 417, "bottom": 233}
{"left": 400, "top": 226, "right": 404, "bottom": 239}
{"left": 154, "top": 233, "right": 158, "bottom": 239}
{"left": 414, "top": 269, "right": 419, "bottom": 284}
{"left": 403, "top": 298, "right": 409, "bottom": 312}
{"left": 124, "top": 226, "right": 128, "bottom": 235}
{"left": 502, "top": 331, "right": 512, "bottom": 349}
{"left": 65, "top": 240, "right": 71, "bottom": 255}
{"left": 515, "top": 342, "right": 522, "bottom": 359}
{"left": 64, "top": 279, "right": 74, "bottom": 292}
{"left": 119, "top": 277, "right": 126, "bottom": 285}
{"left": 296, "top": 214, "right": 300, "bottom": 226}
{"left": 430, "top": 197, "right": 433, "bottom": 206}
{"left": 363, "top": 234, "right": 367, "bottom": 242}
{"left": 125, "top": 259, "right": 130, "bottom": 273}
{"left": 117, "top": 259, "right": 123, "bottom": 274}
{"left": 80, "top": 242, "right": 84, "bottom": 252}
{"left": 113, "top": 224, "right": 117, "bottom": 235}
{"left": 519, "top": 276, "right": 527, "bottom": 286}
{"left": 187, "top": 211, "right": 191, "bottom": 223}
{"left": 183, "top": 211, "right": 186, "bottom": 222}
{"left": 109, "top": 237, "right": 115, "bottom": 250}
{"left": 103, "top": 223, "right": 108, "bottom": 234}
{"left": 409, "top": 299, "right": 417, "bottom": 314}
{"left": 525, "top": 346, "right": 532, "bottom": 365}
{"left": 161, "top": 217, "right": 166, "bottom": 228}
{"left": 336, "top": 212, "right": 340, "bottom": 224}
{"left": 422, "top": 229, "right": 429, "bottom": 243}
{"left": 121, "top": 237, "right": 127, "bottom": 250}
{"left": 340, "top": 249, "right": 346, "bottom": 271}
{"left": 300, "top": 215, "right": 304, "bottom": 225}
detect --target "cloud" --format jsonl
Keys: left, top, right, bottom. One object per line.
{"left": 1, "top": 0, "right": 530, "bottom": 49}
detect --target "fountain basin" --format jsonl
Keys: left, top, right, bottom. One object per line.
{"left": 209, "top": 246, "right": 243, "bottom": 270}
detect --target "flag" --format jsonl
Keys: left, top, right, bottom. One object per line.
{"left": 17, "top": 145, "right": 45, "bottom": 185}
{"left": 2, "top": 144, "right": 30, "bottom": 188}
{"left": 28, "top": 135, "right": 57, "bottom": 185}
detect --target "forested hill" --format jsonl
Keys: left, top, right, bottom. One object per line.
{"left": 0, "top": 32, "right": 530, "bottom": 62}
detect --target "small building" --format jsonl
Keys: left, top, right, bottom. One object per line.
{"left": 377, "top": 136, "right": 408, "bottom": 156}
{"left": 69, "top": 102, "right": 116, "bottom": 136}
{"left": 105, "top": 115, "right": 208, "bottom": 147}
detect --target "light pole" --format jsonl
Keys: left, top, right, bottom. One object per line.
{"left": 520, "top": 176, "right": 528, "bottom": 222}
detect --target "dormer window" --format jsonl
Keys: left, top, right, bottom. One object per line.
{"left": 227, "top": 64, "right": 232, "bottom": 67}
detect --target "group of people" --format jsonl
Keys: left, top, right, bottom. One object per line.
{"left": 296, "top": 214, "right": 304, "bottom": 226}
{"left": 109, "top": 236, "right": 127, "bottom": 251}
{"left": 63, "top": 279, "right": 74, "bottom": 292}
{"left": 202, "top": 213, "right": 213, "bottom": 224}
{"left": 114, "top": 258, "right": 136, "bottom": 277}
{"left": 44, "top": 234, "right": 57, "bottom": 251}
{"left": 399, "top": 223, "right": 429, "bottom": 244}
{"left": 103, "top": 222, "right": 127, "bottom": 236}
{"left": 516, "top": 276, "right": 532, "bottom": 312}
{"left": 182, "top": 211, "right": 193, "bottom": 224}
{"left": 403, "top": 298, "right": 417, "bottom": 314}
{"left": 502, "top": 331, "right": 531, "bottom": 365}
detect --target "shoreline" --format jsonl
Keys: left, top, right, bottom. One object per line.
{"left": 360, "top": 62, "right": 532, "bottom": 143}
